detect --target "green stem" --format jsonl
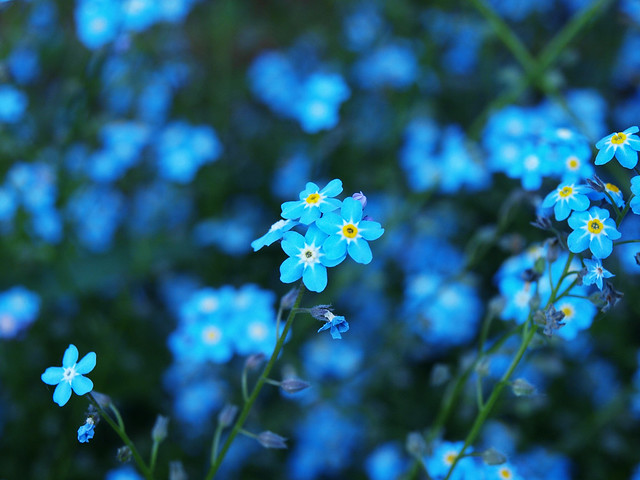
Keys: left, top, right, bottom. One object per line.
{"left": 613, "top": 239, "right": 640, "bottom": 246}
{"left": 88, "top": 394, "right": 153, "bottom": 480}
{"left": 210, "top": 422, "right": 225, "bottom": 465}
{"left": 204, "top": 284, "right": 306, "bottom": 480}
{"left": 150, "top": 440, "right": 160, "bottom": 473}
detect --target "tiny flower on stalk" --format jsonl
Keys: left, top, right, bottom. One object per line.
{"left": 41, "top": 344, "right": 96, "bottom": 407}
{"left": 77, "top": 417, "right": 96, "bottom": 443}
{"left": 251, "top": 219, "right": 298, "bottom": 252}
{"left": 256, "top": 430, "right": 288, "bottom": 449}
{"left": 582, "top": 258, "right": 614, "bottom": 290}
{"left": 541, "top": 183, "right": 589, "bottom": 221}
{"left": 595, "top": 126, "right": 640, "bottom": 169}
{"left": 280, "top": 179, "right": 343, "bottom": 225}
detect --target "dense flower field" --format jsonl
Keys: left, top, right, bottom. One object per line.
{"left": 2, "top": 0, "right": 640, "bottom": 479}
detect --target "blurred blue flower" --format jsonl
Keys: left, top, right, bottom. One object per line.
{"left": 0, "top": 286, "right": 40, "bottom": 339}
{"left": 7, "top": 46, "right": 40, "bottom": 84}
{"left": 41, "top": 344, "right": 96, "bottom": 407}
{"left": 342, "top": 2, "right": 384, "bottom": 51}
{"left": 75, "top": 0, "right": 121, "bottom": 50}
{"left": 105, "top": 466, "right": 143, "bottom": 480}
{"left": 353, "top": 42, "right": 418, "bottom": 90}
{"left": 0, "top": 85, "right": 27, "bottom": 123}
{"left": 423, "top": 440, "right": 479, "bottom": 480}
{"left": 295, "top": 72, "right": 350, "bottom": 133}
{"left": 553, "top": 296, "right": 597, "bottom": 340}
{"left": 365, "top": 442, "right": 409, "bottom": 480}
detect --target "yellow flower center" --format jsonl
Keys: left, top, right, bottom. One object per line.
{"left": 605, "top": 183, "right": 620, "bottom": 193}
{"left": 305, "top": 193, "right": 320, "bottom": 204}
{"left": 567, "top": 156, "right": 579, "bottom": 170}
{"left": 588, "top": 218, "right": 603, "bottom": 234}
{"left": 202, "top": 326, "right": 222, "bottom": 344}
{"left": 611, "top": 132, "right": 627, "bottom": 145}
{"left": 499, "top": 467, "right": 513, "bottom": 480}
{"left": 444, "top": 452, "right": 457, "bottom": 465}
{"left": 342, "top": 223, "right": 358, "bottom": 239}
{"left": 559, "top": 186, "right": 573, "bottom": 198}
{"left": 561, "top": 305, "right": 575, "bottom": 320}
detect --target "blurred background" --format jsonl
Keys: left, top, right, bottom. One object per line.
{"left": 1, "top": 0, "right": 640, "bottom": 478}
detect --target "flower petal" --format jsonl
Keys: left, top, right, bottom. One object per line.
{"left": 302, "top": 263, "right": 327, "bottom": 292}
{"left": 594, "top": 144, "right": 615, "bottom": 165}
{"left": 320, "top": 178, "right": 343, "bottom": 197}
{"left": 76, "top": 352, "right": 96, "bottom": 375}
{"left": 62, "top": 344, "right": 79, "bottom": 368}
{"left": 359, "top": 220, "right": 384, "bottom": 240}
{"left": 53, "top": 381, "right": 72, "bottom": 407}
{"left": 348, "top": 239, "right": 373, "bottom": 264}
{"left": 71, "top": 375, "right": 94, "bottom": 396}
{"left": 41, "top": 367, "right": 64, "bottom": 385}
{"left": 280, "top": 257, "right": 303, "bottom": 284}
{"left": 341, "top": 197, "right": 363, "bottom": 224}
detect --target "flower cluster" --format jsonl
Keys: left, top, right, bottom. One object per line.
{"left": 253, "top": 179, "right": 384, "bottom": 293}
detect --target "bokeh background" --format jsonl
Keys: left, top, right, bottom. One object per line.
{"left": 1, "top": 0, "right": 640, "bottom": 479}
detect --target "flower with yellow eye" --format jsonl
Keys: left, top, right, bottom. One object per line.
{"left": 595, "top": 126, "right": 640, "bottom": 169}
{"left": 280, "top": 179, "right": 343, "bottom": 225}
{"left": 541, "top": 182, "right": 589, "bottom": 221}
{"left": 567, "top": 207, "right": 621, "bottom": 259}
{"left": 316, "top": 197, "right": 384, "bottom": 264}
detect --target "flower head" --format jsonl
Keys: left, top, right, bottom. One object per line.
{"left": 317, "top": 311, "right": 350, "bottom": 339}
{"left": 41, "top": 344, "right": 96, "bottom": 407}
{"left": 78, "top": 417, "right": 96, "bottom": 443}
{"left": 582, "top": 258, "right": 614, "bottom": 290}
{"left": 316, "top": 196, "right": 384, "bottom": 264}
{"left": 541, "top": 183, "right": 590, "bottom": 221}
{"left": 595, "top": 126, "right": 640, "bottom": 169}
{"left": 280, "top": 179, "right": 343, "bottom": 225}
{"left": 567, "top": 207, "right": 621, "bottom": 259}
{"left": 251, "top": 219, "right": 298, "bottom": 252}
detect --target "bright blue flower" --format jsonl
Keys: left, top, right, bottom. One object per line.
{"left": 77, "top": 418, "right": 96, "bottom": 443}
{"left": 586, "top": 180, "right": 625, "bottom": 209}
{"left": 279, "top": 225, "right": 344, "bottom": 292}
{"left": 630, "top": 175, "right": 640, "bottom": 215}
{"left": 582, "top": 258, "right": 614, "bottom": 290}
{"left": 423, "top": 440, "right": 479, "bottom": 480}
{"left": 316, "top": 197, "right": 384, "bottom": 264}
{"left": 251, "top": 219, "right": 298, "bottom": 252}
{"left": 41, "top": 344, "right": 96, "bottom": 407}
{"left": 0, "top": 85, "right": 27, "bottom": 123}
{"left": 595, "top": 126, "right": 640, "bottom": 169}
{"left": 317, "top": 312, "right": 349, "bottom": 339}
{"left": 105, "top": 466, "right": 144, "bottom": 480}
{"left": 567, "top": 207, "right": 621, "bottom": 259}
{"left": 281, "top": 179, "right": 343, "bottom": 225}
{"left": 541, "top": 183, "right": 590, "bottom": 221}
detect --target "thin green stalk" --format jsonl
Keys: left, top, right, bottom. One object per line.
{"left": 149, "top": 440, "right": 160, "bottom": 473}
{"left": 210, "top": 422, "right": 225, "bottom": 465}
{"left": 204, "top": 284, "right": 306, "bottom": 480}
{"left": 88, "top": 394, "right": 153, "bottom": 480}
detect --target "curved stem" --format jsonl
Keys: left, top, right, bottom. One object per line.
{"left": 205, "top": 284, "right": 306, "bottom": 479}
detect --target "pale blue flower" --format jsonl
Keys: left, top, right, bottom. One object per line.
{"left": 41, "top": 344, "right": 96, "bottom": 407}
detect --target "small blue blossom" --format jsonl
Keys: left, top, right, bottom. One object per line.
{"left": 582, "top": 258, "right": 614, "bottom": 290}
{"left": 541, "top": 183, "right": 590, "bottom": 221}
{"left": 41, "top": 344, "right": 96, "bottom": 407}
{"left": 553, "top": 296, "right": 597, "bottom": 340}
{"left": 365, "top": 442, "right": 409, "bottom": 480}
{"left": 281, "top": 179, "right": 343, "bottom": 225}
{"left": 317, "top": 312, "right": 349, "bottom": 340}
{"left": 251, "top": 219, "right": 298, "bottom": 252}
{"left": 483, "top": 463, "right": 524, "bottom": 480}
{"left": 630, "top": 175, "right": 640, "bottom": 215}
{"left": 0, "top": 85, "right": 28, "bottom": 123}
{"left": 423, "top": 441, "right": 479, "bottom": 480}
{"left": 77, "top": 418, "right": 96, "bottom": 443}
{"left": 279, "top": 225, "right": 344, "bottom": 292}
{"left": 595, "top": 126, "right": 640, "bottom": 169}
{"left": 567, "top": 207, "right": 621, "bottom": 259}
{"left": 316, "top": 197, "right": 384, "bottom": 264}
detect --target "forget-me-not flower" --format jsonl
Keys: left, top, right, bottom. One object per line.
{"left": 630, "top": 175, "right": 640, "bottom": 215}
{"left": 41, "top": 344, "right": 96, "bottom": 407}
{"left": 541, "top": 183, "right": 590, "bottom": 221}
{"left": 251, "top": 219, "right": 298, "bottom": 252}
{"left": 567, "top": 207, "right": 621, "bottom": 259}
{"left": 78, "top": 417, "right": 96, "bottom": 443}
{"left": 279, "top": 224, "right": 344, "bottom": 292}
{"left": 317, "top": 311, "right": 349, "bottom": 339}
{"left": 316, "top": 196, "right": 384, "bottom": 264}
{"left": 582, "top": 258, "right": 614, "bottom": 290}
{"left": 595, "top": 126, "right": 640, "bottom": 169}
{"left": 281, "top": 179, "right": 343, "bottom": 225}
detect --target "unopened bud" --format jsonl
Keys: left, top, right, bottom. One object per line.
{"left": 406, "top": 431, "right": 428, "bottom": 458}
{"left": 280, "top": 288, "right": 299, "bottom": 309}
{"left": 256, "top": 430, "right": 287, "bottom": 449}
{"left": 280, "top": 378, "right": 311, "bottom": 394}
{"left": 151, "top": 415, "right": 169, "bottom": 443}
{"left": 352, "top": 191, "right": 367, "bottom": 209}
{"left": 245, "top": 353, "right": 266, "bottom": 370}
{"left": 482, "top": 447, "right": 507, "bottom": 465}
{"left": 586, "top": 174, "right": 606, "bottom": 193}
{"left": 116, "top": 446, "right": 132, "bottom": 463}
{"left": 169, "top": 461, "right": 187, "bottom": 480}
{"left": 218, "top": 404, "right": 239, "bottom": 427}
{"left": 546, "top": 238, "right": 560, "bottom": 263}
{"left": 530, "top": 216, "right": 552, "bottom": 230}
{"left": 91, "top": 391, "right": 112, "bottom": 408}
{"left": 511, "top": 378, "right": 536, "bottom": 397}
{"left": 430, "top": 364, "right": 451, "bottom": 386}
{"left": 310, "top": 304, "right": 333, "bottom": 320}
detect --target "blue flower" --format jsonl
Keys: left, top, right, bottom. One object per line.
{"left": 630, "top": 175, "right": 640, "bottom": 215}
{"left": 553, "top": 297, "right": 597, "bottom": 340}
{"left": 582, "top": 258, "right": 614, "bottom": 290}
{"left": 41, "top": 344, "right": 96, "bottom": 407}
{"left": 317, "top": 312, "right": 349, "bottom": 339}
{"left": 281, "top": 179, "right": 343, "bottom": 225}
{"left": 279, "top": 225, "right": 344, "bottom": 292}
{"left": 541, "top": 183, "right": 590, "bottom": 221}
{"left": 567, "top": 207, "right": 621, "bottom": 259}
{"left": 595, "top": 126, "right": 640, "bottom": 169}
{"left": 77, "top": 418, "right": 96, "bottom": 443}
{"left": 316, "top": 197, "right": 384, "bottom": 264}
{"left": 251, "top": 219, "right": 298, "bottom": 252}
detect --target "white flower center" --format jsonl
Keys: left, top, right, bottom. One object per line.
{"left": 297, "top": 242, "right": 322, "bottom": 267}
{"left": 62, "top": 365, "right": 78, "bottom": 384}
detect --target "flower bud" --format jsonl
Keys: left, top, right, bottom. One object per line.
{"left": 218, "top": 404, "right": 239, "bottom": 427}
{"left": 280, "top": 287, "right": 299, "bottom": 309}
{"left": 352, "top": 191, "right": 367, "bottom": 209}
{"left": 280, "top": 378, "right": 311, "bottom": 394}
{"left": 511, "top": 378, "right": 536, "bottom": 397}
{"left": 91, "top": 391, "right": 112, "bottom": 408}
{"left": 151, "top": 415, "right": 169, "bottom": 443}
{"left": 256, "top": 430, "right": 288, "bottom": 449}
{"left": 310, "top": 304, "right": 333, "bottom": 320}
{"left": 482, "top": 447, "right": 507, "bottom": 465}
{"left": 169, "top": 461, "right": 187, "bottom": 480}
{"left": 245, "top": 353, "right": 266, "bottom": 370}
{"left": 117, "top": 446, "right": 132, "bottom": 463}
{"left": 406, "top": 432, "right": 428, "bottom": 458}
